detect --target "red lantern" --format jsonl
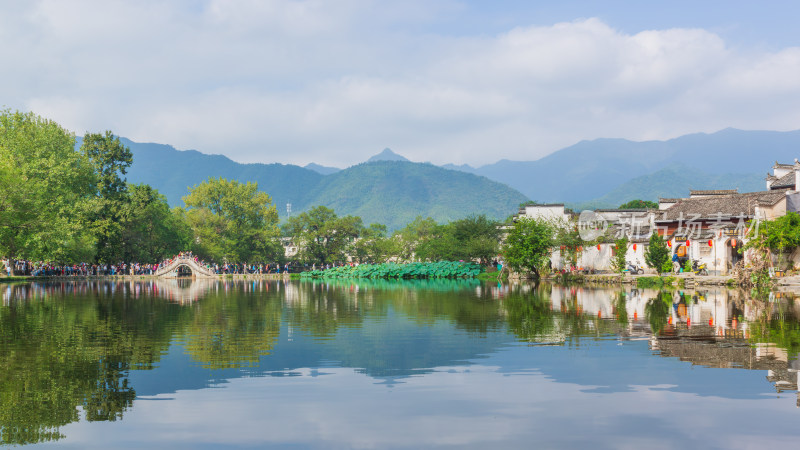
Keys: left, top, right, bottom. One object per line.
{"left": 597, "top": 244, "right": 601, "bottom": 251}
{"left": 685, "top": 239, "right": 690, "bottom": 246}
{"left": 708, "top": 239, "right": 713, "bottom": 247}
{"left": 633, "top": 243, "right": 637, "bottom": 251}
{"left": 731, "top": 239, "right": 737, "bottom": 248}
{"left": 667, "top": 240, "right": 672, "bottom": 248}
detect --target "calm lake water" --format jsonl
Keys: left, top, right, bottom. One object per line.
{"left": 2, "top": 279, "right": 800, "bottom": 448}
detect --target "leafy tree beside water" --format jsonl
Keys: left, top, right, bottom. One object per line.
{"left": 395, "top": 216, "right": 439, "bottom": 261}
{"left": 183, "top": 177, "right": 283, "bottom": 263}
{"left": 501, "top": 217, "right": 556, "bottom": 278}
{"left": 118, "top": 184, "right": 192, "bottom": 263}
{"left": 398, "top": 215, "right": 501, "bottom": 264}
{"left": 645, "top": 232, "right": 670, "bottom": 273}
{"left": 610, "top": 237, "right": 629, "bottom": 274}
{"left": 351, "top": 223, "right": 399, "bottom": 264}
{"left": 80, "top": 131, "right": 133, "bottom": 263}
{"left": 286, "top": 205, "right": 363, "bottom": 265}
{"left": 0, "top": 110, "right": 96, "bottom": 270}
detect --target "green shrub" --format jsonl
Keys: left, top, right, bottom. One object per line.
{"left": 636, "top": 276, "right": 664, "bottom": 288}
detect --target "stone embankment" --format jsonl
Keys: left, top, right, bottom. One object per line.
{"left": 584, "top": 273, "right": 734, "bottom": 285}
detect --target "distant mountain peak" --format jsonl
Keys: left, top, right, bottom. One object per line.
{"left": 367, "top": 148, "right": 409, "bottom": 163}
{"left": 304, "top": 162, "right": 341, "bottom": 175}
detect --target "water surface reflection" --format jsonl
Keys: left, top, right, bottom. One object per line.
{"left": 1, "top": 280, "right": 799, "bottom": 447}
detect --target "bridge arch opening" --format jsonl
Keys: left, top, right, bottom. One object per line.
{"left": 175, "top": 264, "right": 194, "bottom": 277}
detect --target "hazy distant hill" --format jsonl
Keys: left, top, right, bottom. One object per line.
{"left": 367, "top": 148, "right": 409, "bottom": 162}
{"left": 304, "top": 162, "right": 341, "bottom": 175}
{"left": 304, "top": 161, "right": 528, "bottom": 230}
{"left": 571, "top": 165, "right": 765, "bottom": 210}
{"left": 121, "top": 140, "right": 528, "bottom": 228}
{"left": 116, "top": 127, "right": 799, "bottom": 227}
{"left": 448, "top": 128, "right": 800, "bottom": 203}
{"left": 121, "top": 139, "right": 322, "bottom": 214}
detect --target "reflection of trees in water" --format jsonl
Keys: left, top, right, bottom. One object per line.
{"left": 0, "top": 280, "right": 281, "bottom": 444}
{"left": 285, "top": 279, "right": 506, "bottom": 337}
{"left": 179, "top": 288, "right": 282, "bottom": 369}
{"left": 5, "top": 279, "right": 800, "bottom": 445}
{"left": 0, "top": 289, "right": 184, "bottom": 445}
{"left": 747, "top": 298, "right": 800, "bottom": 355}
{"left": 503, "top": 284, "right": 625, "bottom": 343}
{"left": 645, "top": 291, "right": 672, "bottom": 335}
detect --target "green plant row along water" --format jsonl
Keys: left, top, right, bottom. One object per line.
{"left": 299, "top": 262, "right": 482, "bottom": 279}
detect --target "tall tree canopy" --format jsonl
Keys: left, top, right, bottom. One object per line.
{"left": 619, "top": 199, "right": 658, "bottom": 209}
{"left": 501, "top": 217, "right": 556, "bottom": 278}
{"left": 182, "top": 177, "right": 281, "bottom": 262}
{"left": 0, "top": 110, "right": 95, "bottom": 267}
{"left": 414, "top": 215, "right": 501, "bottom": 264}
{"left": 645, "top": 232, "right": 670, "bottom": 273}
{"left": 286, "top": 206, "right": 363, "bottom": 265}
{"left": 118, "top": 184, "right": 192, "bottom": 263}
{"left": 80, "top": 131, "right": 133, "bottom": 263}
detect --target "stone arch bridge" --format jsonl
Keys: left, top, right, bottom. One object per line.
{"left": 153, "top": 256, "right": 217, "bottom": 278}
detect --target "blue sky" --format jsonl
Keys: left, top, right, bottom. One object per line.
{"left": 1, "top": 0, "right": 799, "bottom": 167}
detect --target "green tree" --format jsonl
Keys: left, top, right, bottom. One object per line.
{"left": 286, "top": 206, "right": 363, "bottom": 265}
{"left": 183, "top": 177, "right": 282, "bottom": 262}
{"left": 619, "top": 199, "right": 658, "bottom": 209}
{"left": 80, "top": 131, "right": 133, "bottom": 263}
{"left": 352, "top": 223, "right": 398, "bottom": 264}
{"left": 644, "top": 232, "right": 670, "bottom": 273}
{"left": 395, "top": 216, "right": 439, "bottom": 261}
{"left": 118, "top": 184, "right": 192, "bottom": 263}
{"left": 415, "top": 223, "right": 459, "bottom": 262}
{"left": 747, "top": 212, "right": 800, "bottom": 264}
{"left": 554, "top": 220, "right": 584, "bottom": 268}
{"left": 501, "top": 217, "right": 555, "bottom": 278}
{"left": 0, "top": 110, "right": 95, "bottom": 270}
{"left": 448, "top": 215, "right": 501, "bottom": 265}
{"left": 611, "top": 237, "right": 629, "bottom": 274}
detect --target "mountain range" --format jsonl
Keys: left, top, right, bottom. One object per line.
{"left": 442, "top": 128, "right": 800, "bottom": 205}
{"left": 118, "top": 128, "right": 800, "bottom": 229}
{"left": 121, "top": 140, "right": 527, "bottom": 230}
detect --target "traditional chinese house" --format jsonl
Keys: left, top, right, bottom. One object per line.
{"left": 655, "top": 185, "right": 800, "bottom": 274}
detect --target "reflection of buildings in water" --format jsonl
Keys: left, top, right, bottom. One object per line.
{"left": 550, "top": 286, "right": 648, "bottom": 323}
{"left": 651, "top": 330, "right": 800, "bottom": 406}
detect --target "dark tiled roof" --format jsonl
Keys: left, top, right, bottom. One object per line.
{"left": 602, "top": 223, "right": 654, "bottom": 243}
{"left": 657, "top": 190, "right": 788, "bottom": 221}
{"left": 596, "top": 208, "right": 650, "bottom": 212}
{"left": 659, "top": 198, "right": 681, "bottom": 203}
{"left": 689, "top": 189, "right": 738, "bottom": 196}
{"left": 769, "top": 171, "right": 795, "bottom": 189}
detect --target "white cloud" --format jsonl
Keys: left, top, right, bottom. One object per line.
{"left": 1, "top": 1, "right": 799, "bottom": 167}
